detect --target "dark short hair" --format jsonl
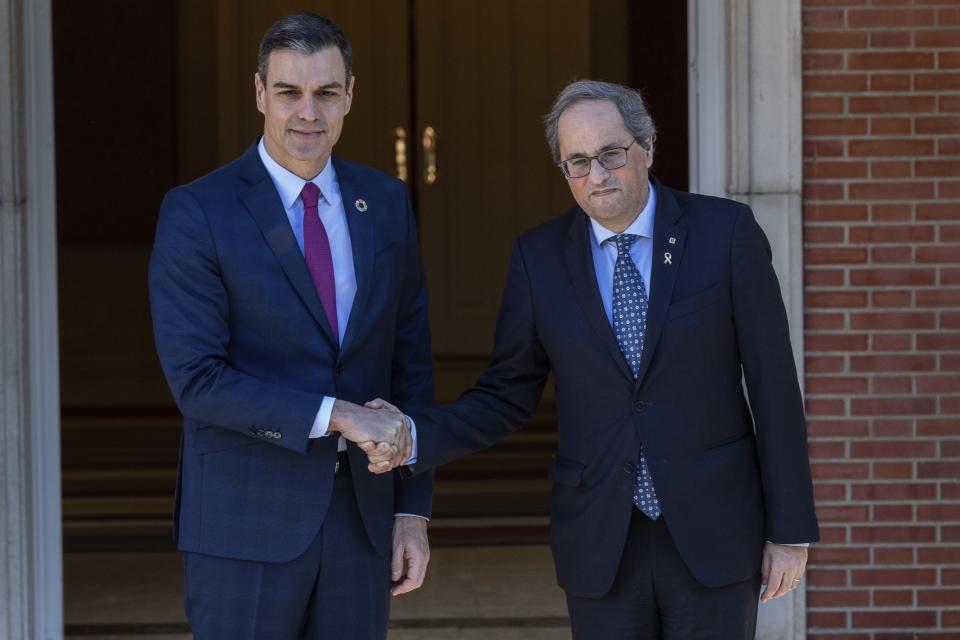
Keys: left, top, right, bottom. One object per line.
{"left": 257, "top": 13, "right": 353, "bottom": 83}
{"left": 544, "top": 80, "right": 657, "bottom": 163}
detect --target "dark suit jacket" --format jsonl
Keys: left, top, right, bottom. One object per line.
{"left": 411, "top": 180, "right": 819, "bottom": 598}
{"left": 149, "top": 142, "right": 434, "bottom": 563}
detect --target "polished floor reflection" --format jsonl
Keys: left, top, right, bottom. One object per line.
{"left": 64, "top": 542, "right": 570, "bottom": 640}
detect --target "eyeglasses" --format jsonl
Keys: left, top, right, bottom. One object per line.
{"left": 558, "top": 139, "right": 638, "bottom": 179}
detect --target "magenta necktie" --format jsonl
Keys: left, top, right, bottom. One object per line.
{"left": 301, "top": 182, "right": 339, "bottom": 341}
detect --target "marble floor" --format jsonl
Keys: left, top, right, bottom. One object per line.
{"left": 64, "top": 544, "right": 571, "bottom": 640}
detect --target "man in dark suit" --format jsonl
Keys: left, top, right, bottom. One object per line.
{"left": 149, "top": 13, "right": 430, "bottom": 639}
{"left": 361, "top": 80, "right": 819, "bottom": 638}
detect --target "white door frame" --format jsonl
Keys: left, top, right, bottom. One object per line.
{"left": 689, "top": 1, "right": 807, "bottom": 638}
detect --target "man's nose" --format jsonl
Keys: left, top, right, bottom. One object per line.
{"left": 588, "top": 158, "right": 611, "bottom": 183}
{"left": 299, "top": 98, "right": 320, "bottom": 122}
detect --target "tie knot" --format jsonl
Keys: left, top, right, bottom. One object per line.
{"left": 301, "top": 182, "right": 321, "bottom": 209}
{"left": 612, "top": 233, "right": 640, "bottom": 255}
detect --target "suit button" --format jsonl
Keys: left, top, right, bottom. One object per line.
{"left": 623, "top": 462, "right": 635, "bottom": 474}
{"left": 633, "top": 401, "right": 647, "bottom": 413}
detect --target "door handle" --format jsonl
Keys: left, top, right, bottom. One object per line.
{"left": 394, "top": 127, "right": 408, "bottom": 182}
{"left": 422, "top": 126, "right": 437, "bottom": 185}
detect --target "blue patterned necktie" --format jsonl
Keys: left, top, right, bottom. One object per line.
{"left": 609, "top": 233, "right": 661, "bottom": 520}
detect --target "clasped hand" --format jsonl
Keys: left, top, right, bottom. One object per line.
{"left": 329, "top": 398, "right": 410, "bottom": 473}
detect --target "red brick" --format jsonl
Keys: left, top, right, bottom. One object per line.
{"left": 808, "top": 376, "right": 869, "bottom": 394}
{"left": 804, "top": 9, "right": 845, "bottom": 28}
{"left": 849, "top": 8, "right": 935, "bottom": 27}
{"left": 850, "top": 440, "right": 937, "bottom": 460}
{"left": 808, "top": 589, "right": 870, "bottom": 608}
{"left": 945, "top": 483, "right": 960, "bottom": 499}
{"left": 870, "top": 117, "right": 912, "bottom": 135}
{"left": 819, "top": 505, "right": 870, "bottom": 522}
{"left": 917, "top": 461, "right": 960, "bottom": 478}
{"left": 942, "top": 394, "right": 960, "bottom": 411}
{"left": 815, "top": 484, "right": 848, "bottom": 502}
{"left": 806, "top": 183, "right": 846, "bottom": 201}
{"left": 851, "top": 482, "right": 936, "bottom": 499}
{"left": 916, "top": 73, "right": 960, "bottom": 91}
{"left": 850, "top": 354, "right": 936, "bottom": 372}
{"left": 808, "top": 398, "right": 846, "bottom": 416}
{"left": 945, "top": 610, "right": 960, "bottom": 627}
{"left": 809, "top": 611, "right": 848, "bottom": 629}
{"left": 805, "top": 118, "right": 868, "bottom": 136}
{"left": 939, "top": 138, "right": 960, "bottom": 154}
{"left": 806, "top": 291, "right": 869, "bottom": 308}
{"left": 872, "top": 334, "right": 913, "bottom": 351}
{"left": 849, "top": 182, "right": 934, "bottom": 200}
{"left": 852, "top": 610, "right": 936, "bottom": 629}
{"left": 806, "top": 313, "right": 845, "bottom": 330}
{"left": 917, "top": 290, "right": 960, "bottom": 307}
{"left": 807, "top": 333, "right": 869, "bottom": 351}
{"left": 870, "top": 419, "right": 913, "bottom": 437}
{"left": 941, "top": 95, "right": 960, "bottom": 112}
{"left": 851, "top": 567, "right": 937, "bottom": 585}
{"left": 806, "top": 31, "right": 869, "bottom": 49}
{"left": 851, "top": 396, "right": 936, "bottom": 415}
{"left": 942, "top": 180, "right": 960, "bottom": 197}
{"left": 805, "top": 74, "right": 869, "bottom": 92}
{"left": 943, "top": 314, "right": 960, "bottom": 330}
{"left": 917, "top": 588, "right": 960, "bottom": 606}
{"left": 873, "top": 546, "right": 914, "bottom": 564}
{"left": 849, "top": 224, "right": 934, "bottom": 243}
{"left": 869, "top": 74, "right": 911, "bottom": 92}
{"left": 916, "top": 29, "right": 960, "bottom": 48}
{"left": 806, "top": 203, "right": 869, "bottom": 221}
{"left": 809, "top": 440, "right": 847, "bottom": 457}
{"left": 805, "top": 160, "right": 868, "bottom": 179}
{"left": 917, "top": 246, "right": 960, "bottom": 262}
{"left": 809, "top": 568, "right": 848, "bottom": 587}
{"left": 941, "top": 225, "right": 960, "bottom": 242}
{"left": 870, "top": 291, "right": 912, "bottom": 308}
{"left": 805, "top": 53, "right": 845, "bottom": 71}
{"left": 871, "top": 203, "right": 913, "bottom": 222}
{"left": 871, "top": 247, "right": 913, "bottom": 265}
{"left": 806, "top": 247, "right": 868, "bottom": 264}
{"left": 806, "top": 269, "right": 845, "bottom": 286}
{"left": 805, "top": 0, "right": 865, "bottom": 5}
{"left": 918, "top": 418, "right": 960, "bottom": 436}
{"left": 848, "top": 138, "right": 934, "bottom": 155}
{"left": 872, "top": 590, "right": 914, "bottom": 607}
{"left": 870, "top": 31, "right": 912, "bottom": 48}
{"left": 916, "top": 117, "right": 960, "bottom": 135}
{"left": 849, "top": 269, "right": 935, "bottom": 286}
{"left": 871, "top": 160, "right": 912, "bottom": 178}
{"left": 807, "top": 419, "right": 869, "bottom": 437}
{"left": 941, "top": 8, "right": 960, "bottom": 25}
{"left": 870, "top": 375, "right": 912, "bottom": 393}
{"left": 848, "top": 51, "right": 935, "bottom": 70}
{"left": 805, "top": 96, "right": 846, "bottom": 114}
{"left": 806, "top": 355, "right": 845, "bottom": 373}
{"left": 917, "top": 159, "right": 960, "bottom": 176}
{"left": 850, "top": 311, "right": 935, "bottom": 329}
{"left": 873, "top": 504, "right": 913, "bottom": 521}
{"left": 919, "top": 374, "right": 960, "bottom": 392}
{"left": 919, "top": 547, "right": 960, "bottom": 564}
{"left": 942, "top": 268, "right": 960, "bottom": 284}
{"left": 941, "top": 51, "right": 960, "bottom": 69}
{"left": 811, "top": 462, "right": 869, "bottom": 480}
{"left": 945, "top": 526, "right": 960, "bottom": 542}
{"left": 805, "top": 225, "right": 845, "bottom": 243}
{"left": 916, "top": 504, "right": 960, "bottom": 520}
{"left": 917, "top": 203, "right": 960, "bottom": 220}
{"left": 805, "top": 139, "right": 846, "bottom": 157}
{"left": 872, "top": 461, "right": 914, "bottom": 480}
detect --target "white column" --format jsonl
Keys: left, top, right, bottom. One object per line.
{"left": 0, "top": 0, "right": 63, "bottom": 638}
{"left": 689, "top": 0, "right": 806, "bottom": 638}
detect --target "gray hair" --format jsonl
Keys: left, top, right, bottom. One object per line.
{"left": 544, "top": 80, "right": 657, "bottom": 163}
{"left": 257, "top": 13, "right": 353, "bottom": 84}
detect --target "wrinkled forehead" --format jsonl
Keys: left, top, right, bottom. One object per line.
{"left": 557, "top": 100, "right": 631, "bottom": 158}
{"left": 264, "top": 46, "right": 348, "bottom": 85}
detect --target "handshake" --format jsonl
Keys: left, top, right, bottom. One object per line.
{"left": 329, "top": 398, "right": 412, "bottom": 473}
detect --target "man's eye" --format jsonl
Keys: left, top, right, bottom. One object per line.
{"left": 280, "top": 90, "right": 298, "bottom": 97}
{"left": 568, "top": 158, "right": 590, "bottom": 169}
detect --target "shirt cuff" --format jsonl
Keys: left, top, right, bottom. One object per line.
{"left": 394, "top": 513, "right": 430, "bottom": 521}
{"left": 309, "top": 396, "right": 337, "bottom": 438}
{"left": 406, "top": 415, "right": 418, "bottom": 464}
{"left": 769, "top": 542, "right": 811, "bottom": 547}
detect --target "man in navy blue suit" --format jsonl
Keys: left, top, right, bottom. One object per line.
{"left": 360, "top": 80, "right": 819, "bottom": 638}
{"left": 149, "top": 13, "right": 430, "bottom": 639}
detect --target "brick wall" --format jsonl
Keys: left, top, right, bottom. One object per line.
{"left": 802, "top": 1, "right": 960, "bottom": 637}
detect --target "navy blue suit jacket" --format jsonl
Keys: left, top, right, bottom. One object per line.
{"left": 411, "top": 181, "right": 819, "bottom": 598}
{"left": 149, "top": 142, "right": 434, "bottom": 563}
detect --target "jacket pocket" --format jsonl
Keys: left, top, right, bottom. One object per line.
{"left": 548, "top": 456, "right": 586, "bottom": 487}
{"left": 666, "top": 283, "right": 722, "bottom": 321}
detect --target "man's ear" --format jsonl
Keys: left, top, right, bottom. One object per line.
{"left": 344, "top": 74, "right": 355, "bottom": 116}
{"left": 255, "top": 72, "right": 266, "bottom": 115}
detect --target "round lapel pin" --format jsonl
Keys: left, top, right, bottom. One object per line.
{"left": 355, "top": 198, "right": 368, "bottom": 213}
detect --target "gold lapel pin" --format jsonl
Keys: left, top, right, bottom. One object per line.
{"left": 355, "top": 198, "right": 368, "bottom": 213}
{"left": 669, "top": 237, "right": 676, "bottom": 245}
{"left": 664, "top": 252, "right": 673, "bottom": 265}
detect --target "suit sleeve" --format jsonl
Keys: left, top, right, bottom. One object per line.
{"left": 148, "top": 186, "right": 322, "bottom": 454}
{"left": 409, "top": 240, "right": 552, "bottom": 472}
{"left": 390, "top": 187, "right": 436, "bottom": 516}
{"left": 730, "top": 206, "right": 819, "bottom": 544}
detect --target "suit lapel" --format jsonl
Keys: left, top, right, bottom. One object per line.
{"left": 237, "top": 144, "right": 337, "bottom": 347}
{"left": 334, "top": 158, "right": 375, "bottom": 356}
{"left": 564, "top": 211, "right": 635, "bottom": 382}
{"left": 635, "top": 183, "right": 686, "bottom": 386}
